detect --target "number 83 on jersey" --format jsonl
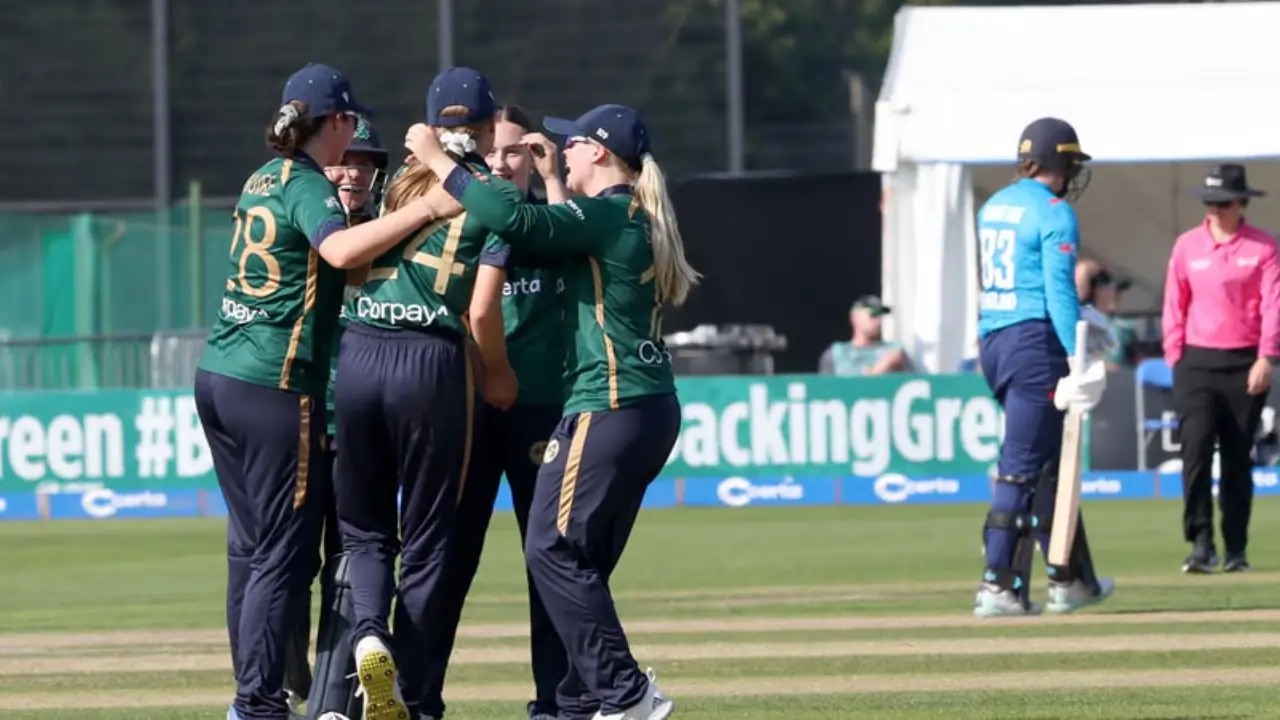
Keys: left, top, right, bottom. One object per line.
{"left": 979, "top": 227, "right": 1018, "bottom": 312}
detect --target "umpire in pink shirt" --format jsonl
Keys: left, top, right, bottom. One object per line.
{"left": 1163, "top": 163, "right": 1280, "bottom": 574}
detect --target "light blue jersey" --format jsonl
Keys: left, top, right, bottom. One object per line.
{"left": 976, "top": 178, "right": 1080, "bottom": 356}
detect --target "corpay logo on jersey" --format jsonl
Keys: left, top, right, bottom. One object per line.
{"left": 873, "top": 473, "right": 961, "bottom": 503}
{"left": 715, "top": 476, "right": 804, "bottom": 507}
{"left": 637, "top": 340, "right": 672, "bottom": 366}
{"left": 355, "top": 297, "right": 449, "bottom": 326}
{"left": 80, "top": 488, "right": 169, "bottom": 519}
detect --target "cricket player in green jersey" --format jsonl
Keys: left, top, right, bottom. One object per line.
{"left": 330, "top": 67, "right": 518, "bottom": 720}
{"left": 419, "top": 104, "right": 572, "bottom": 720}
{"left": 409, "top": 102, "right": 699, "bottom": 720}
{"left": 280, "top": 116, "right": 391, "bottom": 720}
{"left": 193, "top": 63, "right": 462, "bottom": 720}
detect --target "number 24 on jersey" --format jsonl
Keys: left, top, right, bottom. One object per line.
{"left": 979, "top": 227, "right": 1018, "bottom": 311}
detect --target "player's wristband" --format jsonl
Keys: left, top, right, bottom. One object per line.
{"left": 444, "top": 165, "right": 472, "bottom": 199}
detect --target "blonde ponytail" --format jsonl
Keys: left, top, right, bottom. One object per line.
{"left": 634, "top": 154, "right": 700, "bottom": 307}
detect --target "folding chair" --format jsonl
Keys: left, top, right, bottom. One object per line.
{"left": 1134, "top": 358, "right": 1178, "bottom": 471}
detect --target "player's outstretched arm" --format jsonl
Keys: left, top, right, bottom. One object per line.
{"left": 317, "top": 192, "right": 453, "bottom": 269}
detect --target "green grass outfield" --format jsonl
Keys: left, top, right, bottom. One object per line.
{"left": 1, "top": 499, "right": 1279, "bottom": 718}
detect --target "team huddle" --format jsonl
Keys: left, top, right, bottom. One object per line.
{"left": 195, "top": 63, "right": 699, "bottom": 720}
{"left": 193, "top": 57, "right": 1128, "bottom": 720}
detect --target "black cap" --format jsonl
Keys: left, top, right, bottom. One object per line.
{"left": 851, "top": 295, "right": 890, "bottom": 316}
{"left": 1191, "top": 164, "right": 1265, "bottom": 202}
{"left": 1018, "top": 117, "right": 1091, "bottom": 164}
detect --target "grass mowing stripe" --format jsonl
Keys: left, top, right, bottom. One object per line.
{"left": 435, "top": 647, "right": 1280, "bottom": 683}
{"left": 586, "top": 620, "right": 1280, "bottom": 646}
{"left": 446, "top": 685, "right": 1280, "bottom": 720}
{"left": 13, "top": 618, "right": 1280, "bottom": 659}
{"left": 2, "top": 686, "right": 1277, "bottom": 720}
{"left": 6, "top": 608, "right": 1280, "bottom": 652}
{"left": 457, "top": 571, "right": 1280, "bottom": 603}
{"left": 6, "top": 638, "right": 1278, "bottom": 680}
{"left": 0, "top": 669, "right": 229, "bottom": 693}
{"left": 6, "top": 667, "right": 1280, "bottom": 709}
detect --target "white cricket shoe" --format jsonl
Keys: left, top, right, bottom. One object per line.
{"left": 353, "top": 636, "right": 411, "bottom": 720}
{"left": 1046, "top": 577, "right": 1115, "bottom": 614}
{"left": 973, "top": 583, "right": 1042, "bottom": 618}
{"left": 592, "top": 668, "right": 674, "bottom": 719}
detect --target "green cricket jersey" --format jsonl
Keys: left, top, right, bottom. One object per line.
{"left": 353, "top": 156, "right": 517, "bottom": 337}
{"left": 457, "top": 180, "right": 676, "bottom": 414}
{"left": 502, "top": 258, "right": 568, "bottom": 406}
{"left": 324, "top": 209, "right": 378, "bottom": 437}
{"left": 198, "top": 156, "right": 348, "bottom": 396}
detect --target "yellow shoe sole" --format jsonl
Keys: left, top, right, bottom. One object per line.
{"left": 357, "top": 648, "right": 410, "bottom": 720}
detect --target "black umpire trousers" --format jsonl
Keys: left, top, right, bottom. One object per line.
{"left": 1174, "top": 346, "right": 1267, "bottom": 555}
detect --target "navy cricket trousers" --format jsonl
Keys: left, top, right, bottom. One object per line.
{"left": 979, "top": 320, "right": 1069, "bottom": 571}
{"left": 332, "top": 323, "right": 471, "bottom": 711}
{"left": 420, "top": 401, "right": 566, "bottom": 719}
{"left": 525, "top": 393, "right": 681, "bottom": 719}
{"left": 194, "top": 369, "right": 329, "bottom": 720}
{"left": 282, "top": 441, "right": 343, "bottom": 703}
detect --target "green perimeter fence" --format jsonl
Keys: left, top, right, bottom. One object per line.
{"left": 0, "top": 198, "right": 233, "bottom": 390}
{"left": 0, "top": 199, "right": 235, "bottom": 340}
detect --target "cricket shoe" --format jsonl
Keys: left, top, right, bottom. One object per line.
{"left": 591, "top": 668, "right": 674, "bottom": 719}
{"left": 317, "top": 714, "right": 352, "bottom": 720}
{"left": 1182, "top": 539, "right": 1219, "bottom": 574}
{"left": 354, "top": 636, "right": 411, "bottom": 720}
{"left": 286, "top": 690, "right": 306, "bottom": 717}
{"left": 973, "top": 583, "right": 1042, "bottom": 618}
{"left": 1223, "top": 553, "right": 1251, "bottom": 573}
{"left": 1045, "top": 577, "right": 1115, "bottom": 614}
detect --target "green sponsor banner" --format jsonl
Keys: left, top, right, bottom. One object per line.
{"left": 670, "top": 373, "right": 1006, "bottom": 478}
{"left": 0, "top": 374, "right": 1031, "bottom": 494}
{"left": 0, "top": 390, "right": 213, "bottom": 494}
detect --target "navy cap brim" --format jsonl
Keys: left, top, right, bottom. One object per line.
{"left": 543, "top": 116, "right": 582, "bottom": 137}
{"left": 350, "top": 100, "right": 375, "bottom": 118}
{"left": 347, "top": 144, "right": 387, "bottom": 156}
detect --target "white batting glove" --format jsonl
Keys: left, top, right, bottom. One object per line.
{"left": 1054, "top": 358, "right": 1107, "bottom": 412}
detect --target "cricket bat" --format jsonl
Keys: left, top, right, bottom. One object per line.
{"left": 1047, "top": 320, "right": 1090, "bottom": 567}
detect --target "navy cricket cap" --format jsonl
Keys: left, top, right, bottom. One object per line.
{"left": 282, "top": 63, "right": 372, "bottom": 119}
{"left": 543, "top": 104, "right": 651, "bottom": 171}
{"left": 426, "top": 67, "right": 497, "bottom": 128}
{"left": 347, "top": 117, "right": 388, "bottom": 168}
{"left": 1017, "top": 117, "right": 1091, "bottom": 163}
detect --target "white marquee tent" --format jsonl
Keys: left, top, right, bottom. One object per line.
{"left": 873, "top": 1, "right": 1280, "bottom": 374}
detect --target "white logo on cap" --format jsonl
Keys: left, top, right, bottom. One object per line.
{"left": 596, "top": 128, "right": 610, "bottom": 140}
{"left": 1206, "top": 177, "right": 1222, "bottom": 187}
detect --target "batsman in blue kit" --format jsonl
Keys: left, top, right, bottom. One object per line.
{"left": 974, "top": 117, "right": 1116, "bottom": 618}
